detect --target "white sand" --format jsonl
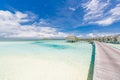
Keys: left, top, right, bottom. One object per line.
{"left": 0, "top": 56, "right": 88, "bottom": 80}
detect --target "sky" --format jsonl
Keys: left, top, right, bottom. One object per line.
{"left": 0, "top": 0, "right": 120, "bottom": 38}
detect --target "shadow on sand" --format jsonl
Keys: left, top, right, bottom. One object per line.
{"left": 87, "top": 43, "right": 96, "bottom": 80}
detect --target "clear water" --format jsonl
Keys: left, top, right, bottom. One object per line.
{"left": 105, "top": 43, "right": 120, "bottom": 49}
{"left": 0, "top": 40, "right": 92, "bottom": 80}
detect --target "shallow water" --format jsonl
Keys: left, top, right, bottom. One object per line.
{"left": 105, "top": 43, "right": 120, "bottom": 49}
{"left": 0, "top": 40, "right": 92, "bottom": 80}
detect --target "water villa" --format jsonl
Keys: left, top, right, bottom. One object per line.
{"left": 66, "top": 35, "right": 79, "bottom": 43}
{"left": 113, "top": 34, "right": 120, "bottom": 44}
{"left": 92, "top": 34, "right": 120, "bottom": 44}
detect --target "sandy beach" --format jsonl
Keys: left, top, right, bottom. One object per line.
{"left": 0, "top": 55, "right": 89, "bottom": 80}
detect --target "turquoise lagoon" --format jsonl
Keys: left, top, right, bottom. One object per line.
{"left": 105, "top": 43, "right": 120, "bottom": 49}
{"left": 0, "top": 40, "right": 93, "bottom": 80}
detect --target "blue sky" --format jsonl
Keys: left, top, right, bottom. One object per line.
{"left": 0, "top": 0, "right": 120, "bottom": 38}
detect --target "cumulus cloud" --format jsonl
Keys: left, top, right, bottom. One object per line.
{"left": 83, "top": 0, "right": 120, "bottom": 26}
{"left": 0, "top": 10, "right": 67, "bottom": 39}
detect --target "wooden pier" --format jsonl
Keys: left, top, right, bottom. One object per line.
{"left": 93, "top": 41, "right": 120, "bottom": 80}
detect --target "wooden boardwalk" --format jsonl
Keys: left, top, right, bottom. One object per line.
{"left": 93, "top": 41, "right": 120, "bottom": 80}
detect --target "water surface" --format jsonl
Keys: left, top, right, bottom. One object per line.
{"left": 0, "top": 40, "right": 92, "bottom": 80}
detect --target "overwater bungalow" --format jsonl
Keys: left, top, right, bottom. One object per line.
{"left": 110, "top": 34, "right": 120, "bottom": 44}
{"left": 102, "top": 37, "right": 107, "bottom": 42}
{"left": 114, "top": 34, "right": 120, "bottom": 44}
{"left": 66, "top": 35, "right": 79, "bottom": 43}
{"left": 95, "top": 37, "right": 100, "bottom": 41}
{"left": 98, "top": 37, "right": 103, "bottom": 42}
{"left": 110, "top": 36, "right": 115, "bottom": 43}
{"left": 116, "top": 35, "right": 120, "bottom": 44}
{"left": 103, "top": 36, "right": 112, "bottom": 43}
{"left": 106, "top": 36, "right": 113, "bottom": 43}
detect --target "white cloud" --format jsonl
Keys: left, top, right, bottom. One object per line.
{"left": 83, "top": 0, "right": 120, "bottom": 26}
{"left": 109, "top": 4, "right": 120, "bottom": 20}
{"left": 83, "top": 0, "right": 110, "bottom": 21}
{"left": 77, "top": 35, "right": 83, "bottom": 38}
{"left": 110, "top": 4, "right": 120, "bottom": 16}
{"left": 0, "top": 10, "right": 68, "bottom": 39}
{"left": 68, "top": 7, "right": 76, "bottom": 11}
{"left": 0, "top": 10, "right": 30, "bottom": 24}
{"left": 92, "top": 17, "right": 114, "bottom": 26}
{"left": 87, "top": 33, "right": 96, "bottom": 38}
{"left": 86, "top": 32, "right": 119, "bottom": 38}
{"left": 95, "top": 3, "right": 120, "bottom": 26}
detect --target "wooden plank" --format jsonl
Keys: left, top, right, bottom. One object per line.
{"left": 93, "top": 41, "right": 120, "bottom": 80}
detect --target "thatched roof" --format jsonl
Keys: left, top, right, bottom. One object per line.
{"left": 66, "top": 35, "right": 79, "bottom": 42}
{"left": 66, "top": 35, "right": 76, "bottom": 39}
